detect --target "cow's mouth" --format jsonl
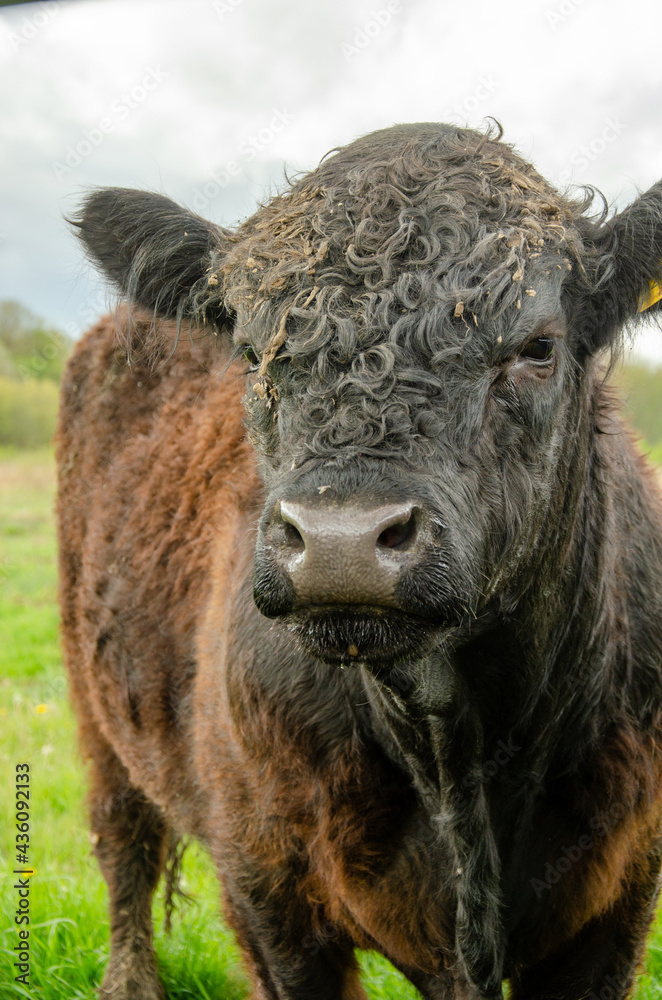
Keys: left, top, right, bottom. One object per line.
{"left": 282, "top": 606, "right": 439, "bottom": 667}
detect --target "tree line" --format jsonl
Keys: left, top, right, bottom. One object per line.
{"left": 0, "top": 299, "right": 71, "bottom": 448}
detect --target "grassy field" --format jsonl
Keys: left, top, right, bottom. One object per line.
{"left": 1, "top": 446, "right": 662, "bottom": 999}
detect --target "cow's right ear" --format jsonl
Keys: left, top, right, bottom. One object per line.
{"left": 71, "top": 187, "right": 232, "bottom": 328}
{"left": 572, "top": 181, "right": 662, "bottom": 354}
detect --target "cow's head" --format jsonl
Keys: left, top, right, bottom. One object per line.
{"left": 75, "top": 123, "right": 662, "bottom": 671}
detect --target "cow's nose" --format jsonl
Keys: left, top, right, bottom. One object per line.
{"left": 270, "top": 499, "right": 419, "bottom": 607}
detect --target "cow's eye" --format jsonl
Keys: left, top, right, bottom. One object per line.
{"left": 520, "top": 337, "right": 554, "bottom": 362}
{"left": 243, "top": 346, "right": 260, "bottom": 367}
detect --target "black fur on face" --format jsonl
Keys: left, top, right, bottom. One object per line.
{"left": 219, "top": 125, "right": 593, "bottom": 632}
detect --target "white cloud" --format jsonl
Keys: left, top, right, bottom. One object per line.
{"left": 0, "top": 0, "right": 661, "bottom": 361}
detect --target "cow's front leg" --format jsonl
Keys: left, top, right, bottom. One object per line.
{"left": 87, "top": 741, "right": 169, "bottom": 1000}
{"left": 510, "top": 845, "right": 662, "bottom": 1000}
{"left": 388, "top": 963, "right": 458, "bottom": 1000}
{"left": 218, "top": 870, "right": 368, "bottom": 1000}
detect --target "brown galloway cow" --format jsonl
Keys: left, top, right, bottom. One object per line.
{"left": 57, "top": 122, "right": 662, "bottom": 1000}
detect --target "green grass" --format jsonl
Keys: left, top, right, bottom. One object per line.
{"left": 1, "top": 447, "right": 661, "bottom": 999}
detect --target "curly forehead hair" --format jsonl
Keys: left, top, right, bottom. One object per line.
{"left": 187, "top": 122, "right": 600, "bottom": 467}
{"left": 201, "top": 121, "right": 589, "bottom": 361}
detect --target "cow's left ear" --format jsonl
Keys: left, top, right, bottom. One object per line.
{"left": 71, "top": 187, "right": 233, "bottom": 331}
{"left": 571, "top": 180, "right": 662, "bottom": 354}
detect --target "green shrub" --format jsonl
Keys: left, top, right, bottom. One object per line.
{"left": 613, "top": 362, "right": 662, "bottom": 451}
{"left": 0, "top": 376, "right": 59, "bottom": 448}
{"left": 0, "top": 299, "right": 72, "bottom": 383}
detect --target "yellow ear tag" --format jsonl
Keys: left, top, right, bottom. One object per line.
{"left": 639, "top": 278, "right": 662, "bottom": 312}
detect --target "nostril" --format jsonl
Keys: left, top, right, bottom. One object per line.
{"left": 377, "top": 516, "right": 415, "bottom": 551}
{"left": 282, "top": 520, "right": 305, "bottom": 552}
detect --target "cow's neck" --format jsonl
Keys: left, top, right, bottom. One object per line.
{"left": 360, "top": 424, "right": 655, "bottom": 799}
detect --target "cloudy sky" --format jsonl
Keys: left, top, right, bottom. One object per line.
{"left": 2, "top": 0, "right": 662, "bottom": 358}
